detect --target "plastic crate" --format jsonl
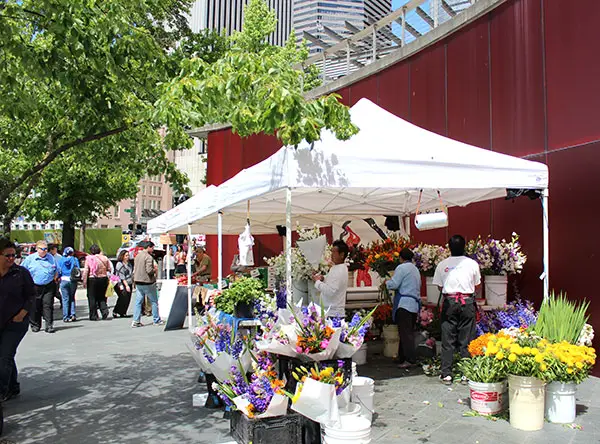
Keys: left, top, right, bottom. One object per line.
{"left": 230, "top": 411, "right": 303, "bottom": 444}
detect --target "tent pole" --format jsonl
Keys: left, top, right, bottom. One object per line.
{"left": 286, "top": 187, "right": 292, "bottom": 303}
{"left": 187, "top": 223, "right": 193, "bottom": 331}
{"left": 542, "top": 188, "right": 549, "bottom": 301}
{"left": 166, "top": 238, "right": 171, "bottom": 280}
{"left": 404, "top": 215, "right": 411, "bottom": 238}
{"left": 218, "top": 211, "right": 223, "bottom": 291}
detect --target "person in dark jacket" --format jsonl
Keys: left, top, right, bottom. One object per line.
{"left": 0, "top": 238, "right": 35, "bottom": 401}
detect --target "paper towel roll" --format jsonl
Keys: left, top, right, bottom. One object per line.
{"left": 415, "top": 212, "right": 448, "bottom": 231}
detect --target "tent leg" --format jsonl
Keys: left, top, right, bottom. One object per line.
{"left": 166, "top": 239, "right": 171, "bottom": 280}
{"left": 404, "top": 215, "right": 411, "bottom": 238}
{"left": 187, "top": 224, "right": 193, "bottom": 331}
{"left": 218, "top": 211, "right": 223, "bottom": 291}
{"left": 542, "top": 188, "right": 549, "bottom": 301}
{"left": 285, "top": 187, "right": 292, "bottom": 303}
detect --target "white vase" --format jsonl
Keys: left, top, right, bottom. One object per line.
{"left": 293, "top": 279, "right": 308, "bottom": 306}
{"left": 484, "top": 275, "right": 508, "bottom": 308}
{"left": 468, "top": 380, "right": 508, "bottom": 415}
{"left": 347, "top": 271, "right": 355, "bottom": 288}
{"left": 425, "top": 276, "right": 440, "bottom": 304}
{"left": 382, "top": 324, "right": 399, "bottom": 358}
{"left": 508, "top": 375, "right": 546, "bottom": 431}
{"left": 546, "top": 381, "right": 577, "bottom": 423}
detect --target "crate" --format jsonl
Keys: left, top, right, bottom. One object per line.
{"left": 230, "top": 411, "right": 303, "bottom": 444}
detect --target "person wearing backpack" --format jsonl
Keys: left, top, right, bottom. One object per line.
{"left": 58, "top": 247, "right": 80, "bottom": 322}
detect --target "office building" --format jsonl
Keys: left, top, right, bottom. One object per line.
{"left": 188, "top": 0, "right": 293, "bottom": 46}
{"left": 293, "top": 0, "right": 393, "bottom": 53}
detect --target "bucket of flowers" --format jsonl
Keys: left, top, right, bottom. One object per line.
{"left": 412, "top": 243, "right": 449, "bottom": 304}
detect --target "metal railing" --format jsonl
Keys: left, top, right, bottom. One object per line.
{"left": 301, "top": 0, "right": 477, "bottom": 83}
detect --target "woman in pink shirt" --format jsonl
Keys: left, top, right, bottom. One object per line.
{"left": 82, "top": 244, "right": 111, "bottom": 320}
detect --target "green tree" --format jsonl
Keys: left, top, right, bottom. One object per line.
{"left": 155, "top": 0, "right": 359, "bottom": 146}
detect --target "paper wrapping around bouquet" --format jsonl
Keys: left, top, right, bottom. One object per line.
{"left": 415, "top": 212, "right": 448, "bottom": 231}
{"left": 233, "top": 393, "right": 289, "bottom": 419}
{"left": 292, "top": 378, "right": 341, "bottom": 427}
{"left": 296, "top": 235, "right": 327, "bottom": 269}
{"left": 334, "top": 341, "right": 362, "bottom": 359}
{"left": 209, "top": 350, "right": 252, "bottom": 383}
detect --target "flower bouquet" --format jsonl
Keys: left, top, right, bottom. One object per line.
{"left": 364, "top": 233, "right": 411, "bottom": 278}
{"left": 214, "top": 360, "right": 288, "bottom": 419}
{"left": 192, "top": 309, "right": 252, "bottom": 382}
{"left": 475, "top": 299, "right": 538, "bottom": 336}
{"left": 348, "top": 244, "right": 367, "bottom": 272}
{"left": 333, "top": 307, "right": 376, "bottom": 358}
{"left": 256, "top": 308, "right": 299, "bottom": 358}
{"left": 289, "top": 362, "right": 348, "bottom": 427}
{"left": 412, "top": 243, "right": 449, "bottom": 277}
{"left": 544, "top": 341, "right": 596, "bottom": 384}
{"left": 372, "top": 303, "right": 392, "bottom": 329}
{"left": 291, "top": 303, "right": 341, "bottom": 361}
{"left": 468, "top": 233, "right": 527, "bottom": 276}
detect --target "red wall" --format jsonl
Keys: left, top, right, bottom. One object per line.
{"left": 207, "top": 0, "right": 600, "bottom": 330}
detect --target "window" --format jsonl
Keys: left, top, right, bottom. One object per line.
{"left": 157, "top": 200, "right": 161, "bottom": 210}
{"left": 101, "top": 224, "right": 108, "bottom": 228}
{"left": 142, "top": 199, "right": 146, "bottom": 209}
{"left": 113, "top": 206, "right": 119, "bottom": 218}
{"left": 157, "top": 187, "right": 161, "bottom": 196}
{"left": 141, "top": 185, "right": 146, "bottom": 195}
{"left": 49, "top": 224, "right": 55, "bottom": 229}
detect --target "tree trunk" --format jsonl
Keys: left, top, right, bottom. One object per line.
{"left": 2, "top": 214, "right": 12, "bottom": 238}
{"left": 62, "top": 216, "right": 76, "bottom": 248}
{"left": 79, "top": 224, "right": 86, "bottom": 252}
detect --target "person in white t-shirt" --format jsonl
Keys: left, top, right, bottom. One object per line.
{"left": 312, "top": 240, "right": 349, "bottom": 318}
{"left": 433, "top": 235, "right": 481, "bottom": 385}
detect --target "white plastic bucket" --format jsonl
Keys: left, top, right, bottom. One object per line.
{"left": 546, "top": 381, "right": 577, "bottom": 423}
{"left": 468, "top": 380, "right": 507, "bottom": 415}
{"left": 352, "top": 376, "right": 375, "bottom": 423}
{"left": 324, "top": 415, "right": 371, "bottom": 444}
{"left": 425, "top": 276, "right": 440, "bottom": 304}
{"left": 382, "top": 325, "right": 399, "bottom": 358}
{"left": 352, "top": 343, "right": 368, "bottom": 366}
{"left": 508, "top": 375, "right": 546, "bottom": 431}
{"left": 352, "top": 362, "right": 358, "bottom": 379}
{"left": 484, "top": 275, "right": 508, "bottom": 308}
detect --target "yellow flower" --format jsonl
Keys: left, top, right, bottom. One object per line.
{"left": 523, "top": 347, "right": 532, "bottom": 355}
{"left": 534, "top": 354, "right": 545, "bottom": 364}
{"left": 496, "top": 351, "right": 504, "bottom": 361}
{"left": 567, "top": 368, "right": 574, "bottom": 374}
{"left": 508, "top": 353, "right": 517, "bottom": 363}
{"left": 540, "top": 363, "right": 548, "bottom": 372}
{"left": 530, "top": 348, "right": 539, "bottom": 356}
{"left": 576, "top": 362, "right": 584, "bottom": 369}
{"left": 487, "top": 345, "right": 499, "bottom": 355}
{"left": 394, "top": 252, "right": 399, "bottom": 257}
{"left": 375, "top": 254, "right": 381, "bottom": 259}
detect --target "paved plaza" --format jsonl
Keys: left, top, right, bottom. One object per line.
{"left": 2, "top": 293, "right": 600, "bottom": 443}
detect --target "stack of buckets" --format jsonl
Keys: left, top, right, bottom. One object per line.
{"left": 322, "top": 369, "right": 375, "bottom": 444}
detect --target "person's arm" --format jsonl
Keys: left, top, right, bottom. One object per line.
{"left": 314, "top": 268, "right": 342, "bottom": 299}
{"left": 81, "top": 260, "right": 90, "bottom": 287}
{"left": 432, "top": 264, "right": 443, "bottom": 293}
{"left": 385, "top": 266, "right": 404, "bottom": 291}
{"left": 144, "top": 254, "right": 155, "bottom": 277}
{"left": 14, "top": 269, "right": 36, "bottom": 322}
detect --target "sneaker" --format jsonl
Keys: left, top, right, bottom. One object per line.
{"left": 460, "top": 376, "right": 468, "bottom": 385}
{"left": 31, "top": 326, "right": 40, "bottom": 333}
{"left": 439, "top": 375, "right": 453, "bottom": 385}
{"left": 153, "top": 320, "right": 165, "bottom": 326}
{"left": 131, "top": 321, "right": 144, "bottom": 328}
{"left": 45, "top": 326, "right": 56, "bottom": 334}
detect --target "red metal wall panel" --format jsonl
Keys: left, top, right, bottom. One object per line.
{"left": 446, "top": 20, "right": 491, "bottom": 149}
{"left": 410, "top": 43, "right": 447, "bottom": 136}
{"left": 546, "top": 142, "right": 600, "bottom": 301}
{"left": 489, "top": 0, "right": 545, "bottom": 156}
{"left": 377, "top": 62, "right": 410, "bottom": 119}
{"left": 348, "top": 76, "right": 378, "bottom": 106}
{"left": 544, "top": 0, "right": 600, "bottom": 150}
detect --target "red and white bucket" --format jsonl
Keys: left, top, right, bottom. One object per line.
{"left": 468, "top": 380, "right": 508, "bottom": 415}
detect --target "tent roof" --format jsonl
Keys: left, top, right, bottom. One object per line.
{"left": 149, "top": 99, "right": 548, "bottom": 235}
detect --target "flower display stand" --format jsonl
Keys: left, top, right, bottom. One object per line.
{"left": 546, "top": 381, "right": 577, "bottom": 423}
{"left": 230, "top": 410, "right": 303, "bottom": 444}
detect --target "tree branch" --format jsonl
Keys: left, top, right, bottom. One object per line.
{"left": 0, "top": 125, "right": 133, "bottom": 203}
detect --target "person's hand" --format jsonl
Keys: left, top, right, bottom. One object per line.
{"left": 312, "top": 273, "right": 323, "bottom": 282}
{"left": 12, "top": 311, "right": 26, "bottom": 323}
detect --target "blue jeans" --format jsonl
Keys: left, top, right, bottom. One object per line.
{"left": 60, "top": 280, "right": 77, "bottom": 320}
{"left": 133, "top": 284, "right": 160, "bottom": 323}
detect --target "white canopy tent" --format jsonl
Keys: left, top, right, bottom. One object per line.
{"left": 149, "top": 98, "right": 549, "bottom": 327}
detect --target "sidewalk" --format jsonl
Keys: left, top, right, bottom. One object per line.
{"left": 3, "top": 301, "right": 600, "bottom": 443}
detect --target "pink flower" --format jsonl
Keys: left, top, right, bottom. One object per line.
{"left": 321, "top": 340, "right": 329, "bottom": 349}
{"left": 296, "top": 346, "right": 304, "bottom": 354}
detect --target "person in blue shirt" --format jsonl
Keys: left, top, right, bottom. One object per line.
{"left": 20, "top": 240, "right": 58, "bottom": 333}
{"left": 386, "top": 247, "right": 422, "bottom": 368}
{"left": 58, "top": 247, "right": 79, "bottom": 322}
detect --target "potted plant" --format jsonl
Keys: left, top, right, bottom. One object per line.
{"left": 459, "top": 332, "right": 512, "bottom": 415}
{"left": 412, "top": 243, "right": 449, "bottom": 304}
{"left": 215, "top": 277, "right": 264, "bottom": 318}
{"left": 467, "top": 233, "right": 527, "bottom": 308}
{"left": 533, "top": 292, "right": 595, "bottom": 423}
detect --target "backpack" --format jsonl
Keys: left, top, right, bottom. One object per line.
{"left": 70, "top": 266, "right": 82, "bottom": 282}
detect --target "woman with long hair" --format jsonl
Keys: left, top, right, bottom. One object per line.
{"left": 113, "top": 250, "right": 133, "bottom": 318}
{"left": 82, "top": 244, "right": 110, "bottom": 320}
